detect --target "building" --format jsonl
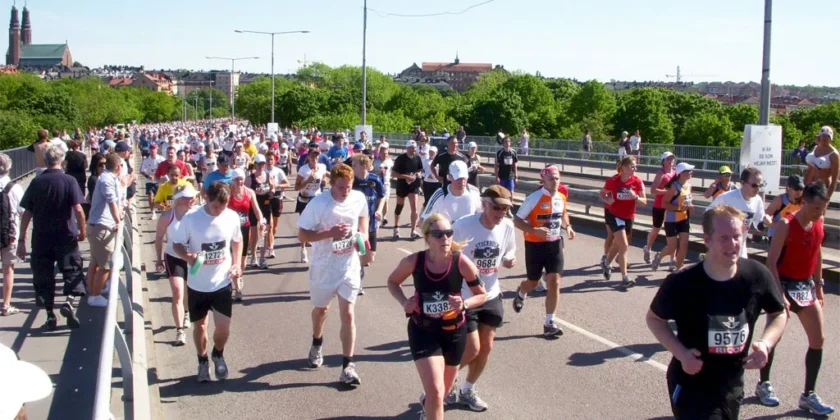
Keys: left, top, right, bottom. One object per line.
{"left": 5, "top": 6, "right": 73, "bottom": 68}
{"left": 397, "top": 54, "right": 495, "bottom": 92}
{"left": 133, "top": 72, "right": 174, "bottom": 94}
{"left": 214, "top": 71, "right": 240, "bottom": 101}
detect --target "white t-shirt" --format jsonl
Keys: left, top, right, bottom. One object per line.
{"left": 297, "top": 190, "right": 368, "bottom": 286}
{"left": 49, "top": 138, "right": 68, "bottom": 153}
{"left": 629, "top": 135, "right": 641, "bottom": 151}
{"left": 421, "top": 156, "right": 437, "bottom": 183}
{"left": 268, "top": 167, "right": 288, "bottom": 192}
{"left": 165, "top": 206, "right": 198, "bottom": 257}
{"left": 453, "top": 214, "right": 516, "bottom": 300}
{"left": 172, "top": 206, "right": 243, "bottom": 293}
{"left": 0, "top": 175, "right": 23, "bottom": 243}
{"left": 140, "top": 155, "right": 165, "bottom": 179}
{"left": 374, "top": 158, "right": 394, "bottom": 191}
{"left": 420, "top": 184, "right": 482, "bottom": 223}
{"left": 297, "top": 163, "right": 327, "bottom": 199}
{"left": 706, "top": 188, "right": 766, "bottom": 258}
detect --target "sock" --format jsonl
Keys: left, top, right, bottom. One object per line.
{"left": 545, "top": 314, "right": 555, "bottom": 325}
{"left": 759, "top": 348, "right": 775, "bottom": 383}
{"left": 461, "top": 381, "right": 474, "bottom": 393}
{"left": 342, "top": 356, "right": 352, "bottom": 369}
{"left": 805, "top": 348, "right": 823, "bottom": 394}
{"left": 198, "top": 354, "right": 209, "bottom": 364}
{"left": 312, "top": 336, "right": 323, "bottom": 347}
{"left": 518, "top": 290, "right": 526, "bottom": 299}
{"left": 211, "top": 347, "right": 223, "bottom": 358}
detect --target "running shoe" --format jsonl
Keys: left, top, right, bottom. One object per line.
{"left": 651, "top": 252, "right": 662, "bottom": 271}
{"left": 358, "top": 287, "right": 365, "bottom": 296}
{"left": 600, "top": 254, "right": 607, "bottom": 268}
{"left": 393, "top": 229, "right": 400, "bottom": 239}
{"left": 643, "top": 246, "right": 651, "bottom": 264}
{"left": 602, "top": 263, "right": 612, "bottom": 281}
{"left": 543, "top": 322, "right": 564, "bottom": 338}
{"left": 534, "top": 280, "right": 547, "bottom": 293}
{"left": 419, "top": 393, "right": 426, "bottom": 415}
{"left": 620, "top": 276, "right": 636, "bottom": 289}
{"left": 339, "top": 362, "right": 361, "bottom": 386}
{"left": 300, "top": 248, "right": 308, "bottom": 263}
{"left": 382, "top": 218, "right": 388, "bottom": 227}
{"left": 60, "top": 302, "right": 80, "bottom": 329}
{"left": 512, "top": 287, "right": 525, "bottom": 313}
{"left": 459, "top": 387, "right": 489, "bottom": 412}
{"left": 175, "top": 328, "right": 187, "bottom": 346}
{"left": 183, "top": 313, "right": 191, "bottom": 329}
{"left": 197, "top": 360, "right": 211, "bottom": 383}
{"left": 248, "top": 254, "right": 257, "bottom": 268}
{"left": 308, "top": 345, "right": 323, "bottom": 368}
{"left": 444, "top": 384, "right": 458, "bottom": 405}
{"left": 668, "top": 260, "right": 677, "bottom": 272}
{"left": 212, "top": 353, "right": 228, "bottom": 380}
{"left": 754, "top": 381, "right": 781, "bottom": 407}
{"left": 233, "top": 289, "right": 243, "bottom": 302}
{"left": 43, "top": 314, "right": 58, "bottom": 331}
{"left": 411, "top": 230, "right": 421, "bottom": 240}
{"left": 259, "top": 257, "right": 268, "bottom": 269}
{"left": 151, "top": 210, "right": 158, "bottom": 220}
{"left": 799, "top": 392, "right": 835, "bottom": 416}
{"left": 268, "top": 249, "right": 276, "bottom": 259}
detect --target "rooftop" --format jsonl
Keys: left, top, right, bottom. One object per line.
{"left": 19, "top": 44, "right": 67, "bottom": 59}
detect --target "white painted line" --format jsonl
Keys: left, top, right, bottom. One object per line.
{"left": 397, "top": 248, "right": 412, "bottom": 255}
{"left": 556, "top": 319, "right": 668, "bottom": 372}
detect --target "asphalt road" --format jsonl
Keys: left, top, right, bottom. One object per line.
{"left": 142, "top": 194, "right": 839, "bottom": 420}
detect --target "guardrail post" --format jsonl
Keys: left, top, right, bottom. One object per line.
{"left": 114, "top": 325, "right": 134, "bottom": 401}
{"left": 119, "top": 274, "right": 133, "bottom": 334}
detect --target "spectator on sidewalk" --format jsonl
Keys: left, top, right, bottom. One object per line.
{"left": 49, "top": 129, "right": 68, "bottom": 154}
{"left": 519, "top": 128, "right": 530, "bottom": 156}
{"left": 456, "top": 125, "right": 467, "bottom": 142}
{"left": 65, "top": 140, "right": 88, "bottom": 196}
{"left": 27, "top": 129, "right": 50, "bottom": 176}
{"left": 582, "top": 129, "right": 592, "bottom": 159}
{"left": 17, "top": 145, "right": 87, "bottom": 331}
{"left": 618, "top": 131, "right": 630, "bottom": 158}
{"left": 0, "top": 153, "right": 24, "bottom": 316}
{"left": 792, "top": 140, "right": 809, "bottom": 164}
{"left": 86, "top": 153, "right": 124, "bottom": 307}
{"left": 629, "top": 130, "right": 642, "bottom": 157}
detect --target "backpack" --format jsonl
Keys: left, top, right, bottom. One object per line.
{"left": 0, "top": 182, "right": 16, "bottom": 249}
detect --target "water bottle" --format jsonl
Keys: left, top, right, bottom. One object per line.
{"left": 354, "top": 233, "right": 367, "bottom": 257}
{"left": 189, "top": 251, "right": 205, "bottom": 276}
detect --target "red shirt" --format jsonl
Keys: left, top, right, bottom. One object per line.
{"left": 652, "top": 169, "right": 676, "bottom": 209}
{"left": 604, "top": 174, "right": 644, "bottom": 220}
{"left": 777, "top": 214, "right": 824, "bottom": 281}
{"left": 227, "top": 190, "right": 252, "bottom": 228}
{"left": 154, "top": 159, "right": 188, "bottom": 179}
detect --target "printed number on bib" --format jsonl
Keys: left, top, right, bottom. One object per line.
{"left": 708, "top": 313, "right": 749, "bottom": 355}
{"left": 201, "top": 240, "right": 226, "bottom": 265}
{"left": 616, "top": 188, "right": 634, "bottom": 200}
{"left": 786, "top": 281, "right": 816, "bottom": 308}
{"left": 238, "top": 212, "right": 248, "bottom": 226}
{"left": 332, "top": 235, "right": 354, "bottom": 255}
{"left": 422, "top": 291, "right": 451, "bottom": 317}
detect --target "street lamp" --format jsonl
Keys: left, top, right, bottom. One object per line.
{"left": 206, "top": 56, "right": 260, "bottom": 121}
{"left": 234, "top": 29, "right": 310, "bottom": 125}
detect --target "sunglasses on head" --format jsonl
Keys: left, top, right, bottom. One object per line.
{"left": 427, "top": 229, "right": 454, "bottom": 239}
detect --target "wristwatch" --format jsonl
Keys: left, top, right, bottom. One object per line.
{"left": 462, "top": 301, "right": 469, "bottom": 311}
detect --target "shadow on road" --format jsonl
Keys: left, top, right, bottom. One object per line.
{"left": 567, "top": 342, "right": 666, "bottom": 367}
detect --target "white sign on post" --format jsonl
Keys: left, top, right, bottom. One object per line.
{"left": 355, "top": 125, "right": 373, "bottom": 146}
{"left": 267, "top": 123, "right": 279, "bottom": 137}
{"left": 740, "top": 124, "right": 783, "bottom": 192}
{"left": 229, "top": 124, "right": 238, "bottom": 134}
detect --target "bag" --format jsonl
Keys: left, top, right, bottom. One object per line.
{"left": 0, "top": 182, "right": 16, "bottom": 249}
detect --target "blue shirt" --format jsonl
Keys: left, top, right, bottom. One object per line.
{"left": 352, "top": 173, "right": 385, "bottom": 232}
{"left": 328, "top": 146, "right": 348, "bottom": 163}
{"left": 297, "top": 153, "right": 332, "bottom": 171}
{"left": 202, "top": 169, "right": 233, "bottom": 190}
{"left": 88, "top": 171, "right": 122, "bottom": 228}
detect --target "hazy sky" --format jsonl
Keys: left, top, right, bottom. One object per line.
{"left": 12, "top": 0, "right": 839, "bottom": 86}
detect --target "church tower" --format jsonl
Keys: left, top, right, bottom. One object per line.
{"left": 21, "top": 5, "right": 30, "bottom": 45}
{"left": 6, "top": 5, "right": 20, "bottom": 66}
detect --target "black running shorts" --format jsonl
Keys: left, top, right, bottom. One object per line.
{"left": 239, "top": 226, "right": 250, "bottom": 256}
{"left": 188, "top": 284, "right": 233, "bottom": 322}
{"left": 664, "top": 219, "right": 690, "bottom": 237}
{"left": 667, "top": 362, "right": 742, "bottom": 420}
{"left": 652, "top": 207, "right": 666, "bottom": 229}
{"left": 396, "top": 181, "right": 421, "bottom": 198}
{"left": 466, "top": 295, "right": 504, "bottom": 333}
{"left": 408, "top": 320, "right": 466, "bottom": 366}
{"left": 269, "top": 196, "right": 282, "bottom": 217}
{"left": 605, "top": 210, "right": 634, "bottom": 233}
{"left": 524, "top": 239, "right": 564, "bottom": 281}
{"left": 295, "top": 198, "right": 310, "bottom": 214}
{"left": 164, "top": 253, "right": 188, "bottom": 279}
{"left": 257, "top": 195, "right": 271, "bottom": 224}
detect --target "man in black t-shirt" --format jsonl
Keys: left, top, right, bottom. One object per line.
{"left": 495, "top": 137, "right": 518, "bottom": 193}
{"left": 647, "top": 205, "right": 787, "bottom": 419}
{"left": 431, "top": 136, "right": 469, "bottom": 192}
{"left": 391, "top": 141, "right": 424, "bottom": 239}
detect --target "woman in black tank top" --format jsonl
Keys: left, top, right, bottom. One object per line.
{"left": 387, "top": 214, "right": 486, "bottom": 420}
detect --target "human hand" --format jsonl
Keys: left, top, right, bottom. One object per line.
{"left": 532, "top": 227, "right": 550, "bottom": 239}
{"left": 402, "top": 296, "right": 418, "bottom": 314}
{"left": 448, "top": 295, "right": 464, "bottom": 314}
{"left": 743, "top": 341, "right": 770, "bottom": 369}
{"left": 156, "top": 260, "right": 165, "bottom": 273}
{"left": 502, "top": 256, "right": 517, "bottom": 268}
{"left": 328, "top": 223, "right": 352, "bottom": 239}
{"left": 567, "top": 226, "right": 576, "bottom": 240}
{"left": 15, "top": 240, "right": 26, "bottom": 261}
{"left": 678, "top": 348, "right": 703, "bottom": 375}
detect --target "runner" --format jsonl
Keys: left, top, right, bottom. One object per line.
{"left": 154, "top": 165, "right": 190, "bottom": 212}
{"left": 419, "top": 161, "right": 481, "bottom": 225}
{"left": 386, "top": 214, "right": 486, "bottom": 420}
{"left": 227, "top": 169, "right": 263, "bottom": 301}
{"left": 803, "top": 126, "right": 838, "bottom": 202}
{"left": 154, "top": 146, "right": 188, "bottom": 183}
{"left": 298, "top": 164, "right": 369, "bottom": 386}
{"left": 154, "top": 184, "right": 197, "bottom": 346}
{"left": 465, "top": 142, "right": 484, "bottom": 189}
{"left": 494, "top": 137, "right": 518, "bottom": 194}
{"left": 706, "top": 167, "right": 772, "bottom": 258}
{"left": 201, "top": 154, "right": 232, "bottom": 196}
{"left": 599, "top": 157, "right": 646, "bottom": 287}
{"left": 431, "top": 136, "right": 469, "bottom": 193}
{"left": 421, "top": 146, "right": 441, "bottom": 208}
{"left": 265, "top": 152, "right": 290, "bottom": 259}
{"left": 653, "top": 162, "right": 695, "bottom": 272}
{"left": 232, "top": 142, "right": 250, "bottom": 170}
{"left": 449, "top": 185, "right": 516, "bottom": 412}
{"left": 391, "top": 141, "right": 424, "bottom": 239}
{"left": 373, "top": 144, "right": 393, "bottom": 227}
{"left": 765, "top": 175, "right": 804, "bottom": 239}
{"left": 646, "top": 205, "right": 787, "bottom": 419}
{"left": 643, "top": 152, "right": 676, "bottom": 264}
{"left": 140, "top": 144, "right": 164, "bottom": 218}
{"left": 703, "top": 165, "right": 737, "bottom": 199}
{"left": 350, "top": 154, "right": 385, "bottom": 295}
{"left": 245, "top": 154, "right": 274, "bottom": 269}
{"left": 758, "top": 181, "right": 835, "bottom": 415}
{"left": 172, "top": 181, "right": 243, "bottom": 382}
{"left": 295, "top": 149, "right": 329, "bottom": 263}
{"left": 512, "top": 165, "right": 574, "bottom": 337}
{"left": 276, "top": 142, "right": 293, "bottom": 199}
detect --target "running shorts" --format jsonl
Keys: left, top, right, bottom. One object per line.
{"left": 164, "top": 253, "right": 188, "bottom": 279}
{"left": 652, "top": 207, "right": 666, "bottom": 229}
{"left": 466, "top": 295, "right": 504, "bottom": 333}
{"left": 239, "top": 226, "right": 250, "bottom": 256}
{"left": 146, "top": 182, "right": 158, "bottom": 196}
{"left": 295, "top": 198, "right": 309, "bottom": 214}
{"left": 368, "top": 230, "right": 377, "bottom": 252}
{"left": 779, "top": 277, "right": 817, "bottom": 314}
{"left": 248, "top": 206, "right": 259, "bottom": 226}
{"left": 309, "top": 278, "right": 361, "bottom": 308}
{"left": 269, "top": 196, "right": 282, "bottom": 217}
{"left": 195, "top": 172, "right": 204, "bottom": 186}
{"left": 664, "top": 219, "right": 690, "bottom": 237}
{"left": 408, "top": 319, "right": 467, "bottom": 366}
{"left": 524, "top": 239, "right": 564, "bottom": 281}
{"left": 396, "top": 181, "right": 421, "bottom": 198}
{"left": 667, "top": 363, "right": 742, "bottom": 420}
{"left": 257, "top": 195, "right": 271, "bottom": 224}
{"left": 188, "top": 284, "right": 233, "bottom": 322}
{"left": 605, "top": 210, "right": 634, "bottom": 233}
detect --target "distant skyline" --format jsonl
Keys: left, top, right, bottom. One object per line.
{"left": 11, "top": 0, "right": 840, "bottom": 86}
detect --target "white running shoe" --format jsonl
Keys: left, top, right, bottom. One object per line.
{"left": 175, "top": 328, "right": 187, "bottom": 346}
{"left": 183, "top": 313, "right": 191, "bottom": 329}
{"left": 534, "top": 280, "right": 547, "bottom": 292}
{"left": 340, "top": 363, "right": 361, "bottom": 386}
{"left": 248, "top": 254, "right": 257, "bottom": 268}
{"left": 300, "top": 248, "right": 308, "bottom": 263}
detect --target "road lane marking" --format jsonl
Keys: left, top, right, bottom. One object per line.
{"left": 398, "top": 248, "right": 412, "bottom": 255}
{"left": 556, "top": 319, "right": 668, "bottom": 372}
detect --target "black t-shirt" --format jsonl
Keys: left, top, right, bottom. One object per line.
{"left": 495, "top": 149, "right": 518, "bottom": 180}
{"left": 650, "top": 259, "right": 785, "bottom": 390}
{"left": 393, "top": 153, "right": 423, "bottom": 189}
{"left": 20, "top": 168, "right": 86, "bottom": 248}
{"left": 431, "top": 151, "right": 468, "bottom": 188}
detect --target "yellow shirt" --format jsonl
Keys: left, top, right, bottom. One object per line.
{"left": 154, "top": 179, "right": 190, "bottom": 210}
{"left": 244, "top": 143, "right": 258, "bottom": 159}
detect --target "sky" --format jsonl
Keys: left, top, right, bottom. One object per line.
{"left": 10, "top": 0, "right": 840, "bottom": 86}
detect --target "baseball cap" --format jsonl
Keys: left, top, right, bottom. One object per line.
{"left": 718, "top": 165, "right": 733, "bottom": 174}
{"left": 217, "top": 154, "right": 231, "bottom": 165}
{"left": 257, "top": 143, "right": 269, "bottom": 153}
{"left": 819, "top": 126, "right": 834, "bottom": 139}
{"left": 231, "top": 168, "right": 246, "bottom": 180}
{"left": 405, "top": 140, "right": 417, "bottom": 148}
{"left": 308, "top": 141, "right": 319, "bottom": 149}
{"left": 448, "top": 160, "right": 469, "bottom": 180}
{"left": 254, "top": 154, "right": 267, "bottom": 164}
{"left": 352, "top": 142, "right": 364, "bottom": 151}
{"left": 280, "top": 142, "right": 289, "bottom": 149}
{"left": 660, "top": 151, "right": 675, "bottom": 161}
{"left": 675, "top": 162, "right": 695, "bottom": 174}
{"left": 0, "top": 344, "right": 52, "bottom": 420}
{"left": 234, "top": 142, "right": 243, "bottom": 148}
{"left": 173, "top": 185, "right": 198, "bottom": 200}
{"left": 481, "top": 185, "right": 513, "bottom": 207}
{"left": 467, "top": 142, "right": 478, "bottom": 149}
{"left": 787, "top": 174, "right": 805, "bottom": 190}
{"left": 428, "top": 146, "right": 438, "bottom": 153}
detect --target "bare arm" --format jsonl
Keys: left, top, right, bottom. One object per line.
{"left": 387, "top": 255, "right": 417, "bottom": 311}
{"left": 73, "top": 204, "right": 86, "bottom": 241}
{"left": 764, "top": 196, "right": 783, "bottom": 226}
{"left": 703, "top": 179, "right": 719, "bottom": 199}
{"left": 635, "top": 182, "right": 647, "bottom": 206}
{"left": 248, "top": 190, "right": 263, "bottom": 222}
{"left": 765, "top": 220, "right": 789, "bottom": 296}
{"left": 828, "top": 153, "right": 839, "bottom": 200}
{"left": 458, "top": 254, "right": 487, "bottom": 309}
{"left": 661, "top": 185, "right": 680, "bottom": 211}
{"left": 154, "top": 211, "right": 168, "bottom": 265}
{"left": 646, "top": 310, "right": 692, "bottom": 365}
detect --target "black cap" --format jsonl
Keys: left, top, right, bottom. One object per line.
{"left": 114, "top": 141, "right": 131, "bottom": 152}
{"left": 787, "top": 174, "right": 805, "bottom": 190}
{"left": 308, "top": 141, "right": 319, "bottom": 149}
{"left": 217, "top": 154, "right": 231, "bottom": 165}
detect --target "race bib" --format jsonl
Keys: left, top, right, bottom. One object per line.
{"left": 257, "top": 183, "right": 270, "bottom": 195}
{"left": 503, "top": 157, "right": 513, "bottom": 165}
{"left": 708, "top": 313, "right": 749, "bottom": 355}
{"left": 785, "top": 281, "right": 816, "bottom": 308}
{"left": 238, "top": 212, "right": 248, "bottom": 226}
{"left": 201, "top": 240, "right": 226, "bottom": 265}
{"left": 422, "top": 291, "right": 451, "bottom": 317}
{"left": 616, "top": 188, "right": 634, "bottom": 200}
{"left": 546, "top": 220, "right": 562, "bottom": 241}
{"left": 166, "top": 197, "right": 173, "bottom": 208}
{"left": 332, "top": 235, "right": 354, "bottom": 255}
{"left": 235, "top": 156, "right": 246, "bottom": 167}
{"left": 472, "top": 241, "right": 500, "bottom": 275}
{"left": 303, "top": 180, "right": 320, "bottom": 196}
{"left": 279, "top": 155, "right": 288, "bottom": 164}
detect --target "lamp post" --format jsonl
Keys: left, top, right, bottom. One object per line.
{"left": 206, "top": 56, "right": 259, "bottom": 121}
{"left": 235, "top": 30, "right": 310, "bottom": 124}
{"left": 361, "top": 0, "right": 368, "bottom": 126}
{"left": 758, "top": 0, "right": 773, "bottom": 125}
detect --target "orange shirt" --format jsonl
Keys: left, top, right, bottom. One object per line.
{"left": 516, "top": 188, "right": 566, "bottom": 243}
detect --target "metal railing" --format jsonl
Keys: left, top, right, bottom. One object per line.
{"left": 4, "top": 145, "right": 37, "bottom": 181}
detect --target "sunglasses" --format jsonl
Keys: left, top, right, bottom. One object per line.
{"left": 427, "top": 229, "right": 454, "bottom": 239}
{"left": 747, "top": 183, "right": 763, "bottom": 189}
{"left": 490, "top": 204, "right": 510, "bottom": 212}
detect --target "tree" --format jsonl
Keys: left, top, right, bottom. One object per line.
{"left": 544, "top": 78, "right": 580, "bottom": 102}
{"left": 612, "top": 88, "right": 674, "bottom": 144}
{"left": 501, "top": 75, "right": 556, "bottom": 137}
{"left": 771, "top": 114, "right": 805, "bottom": 149}
{"left": 467, "top": 88, "right": 528, "bottom": 137}
{"left": 723, "top": 104, "right": 759, "bottom": 134}
{"left": 660, "top": 90, "right": 721, "bottom": 140}
{"left": 679, "top": 110, "right": 739, "bottom": 147}
{"left": 567, "top": 80, "right": 616, "bottom": 132}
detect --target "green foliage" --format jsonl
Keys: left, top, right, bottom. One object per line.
{"left": 770, "top": 114, "right": 805, "bottom": 149}
{"left": 723, "top": 104, "right": 759, "bottom": 134}
{"left": 679, "top": 110, "right": 740, "bottom": 147}
{"left": 0, "top": 109, "right": 39, "bottom": 149}
{"left": 613, "top": 88, "right": 674, "bottom": 144}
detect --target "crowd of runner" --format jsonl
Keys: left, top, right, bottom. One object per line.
{"left": 4, "top": 121, "right": 838, "bottom": 419}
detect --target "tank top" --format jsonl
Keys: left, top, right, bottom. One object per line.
{"left": 768, "top": 193, "right": 802, "bottom": 237}
{"left": 806, "top": 150, "right": 836, "bottom": 169}
{"left": 227, "top": 190, "right": 251, "bottom": 227}
{"left": 652, "top": 169, "right": 676, "bottom": 209}
{"left": 665, "top": 180, "right": 691, "bottom": 223}
{"left": 777, "top": 214, "right": 824, "bottom": 281}
{"left": 165, "top": 209, "right": 187, "bottom": 257}
{"left": 250, "top": 171, "right": 271, "bottom": 202}
{"left": 713, "top": 181, "right": 735, "bottom": 198}
{"left": 519, "top": 189, "right": 566, "bottom": 243}
{"left": 410, "top": 251, "right": 465, "bottom": 332}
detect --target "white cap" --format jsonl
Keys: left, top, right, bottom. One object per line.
{"left": 257, "top": 143, "right": 269, "bottom": 153}
{"left": 405, "top": 140, "right": 417, "bottom": 148}
{"left": 675, "top": 162, "right": 695, "bottom": 174}
{"left": 232, "top": 168, "right": 246, "bottom": 180}
{"left": 468, "top": 142, "right": 478, "bottom": 149}
{"left": 428, "top": 146, "right": 438, "bottom": 153}
{"left": 0, "top": 344, "right": 52, "bottom": 420}
{"left": 280, "top": 142, "right": 289, "bottom": 149}
{"left": 660, "top": 151, "right": 675, "bottom": 161}
{"left": 173, "top": 185, "right": 198, "bottom": 200}
{"left": 448, "top": 160, "right": 469, "bottom": 180}
{"left": 254, "top": 154, "right": 267, "bottom": 164}
{"left": 819, "top": 126, "right": 834, "bottom": 139}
